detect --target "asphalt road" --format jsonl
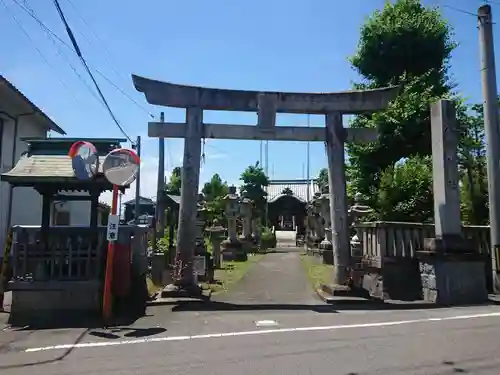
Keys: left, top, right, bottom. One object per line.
{"left": 2, "top": 248, "right": 500, "bottom": 374}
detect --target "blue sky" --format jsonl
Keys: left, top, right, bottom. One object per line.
{"left": 0, "top": 0, "right": 496, "bottom": 204}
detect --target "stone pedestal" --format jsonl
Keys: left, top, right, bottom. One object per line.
{"left": 151, "top": 252, "right": 166, "bottom": 286}
{"left": 417, "top": 236, "right": 488, "bottom": 305}
{"left": 221, "top": 186, "right": 246, "bottom": 262}
{"left": 206, "top": 223, "right": 225, "bottom": 269}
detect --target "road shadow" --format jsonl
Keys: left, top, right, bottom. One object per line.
{"left": 7, "top": 312, "right": 153, "bottom": 331}
{"left": 166, "top": 297, "right": 500, "bottom": 313}
{"left": 0, "top": 328, "right": 88, "bottom": 370}
{"left": 170, "top": 300, "right": 339, "bottom": 313}
{"left": 88, "top": 326, "right": 166, "bottom": 340}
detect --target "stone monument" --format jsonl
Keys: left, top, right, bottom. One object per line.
{"left": 221, "top": 186, "right": 246, "bottom": 262}
{"left": 318, "top": 190, "right": 333, "bottom": 264}
{"left": 417, "top": 100, "right": 488, "bottom": 305}
{"left": 239, "top": 197, "right": 254, "bottom": 251}
{"left": 205, "top": 219, "right": 225, "bottom": 269}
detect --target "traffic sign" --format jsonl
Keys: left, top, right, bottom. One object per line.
{"left": 107, "top": 214, "right": 119, "bottom": 241}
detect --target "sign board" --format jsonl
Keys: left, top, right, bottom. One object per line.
{"left": 193, "top": 255, "right": 206, "bottom": 276}
{"left": 107, "top": 215, "right": 119, "bottom": 241}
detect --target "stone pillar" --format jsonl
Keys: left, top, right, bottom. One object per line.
{"left": 319, "top": 191, "right": 334, "bottom": 264}
{"left": 221, "top": 186, "right": 245, "bottom": 261}
{"left": 173, "top": 107, "right": 203, "bottom": 289}
{"left": 325, "top": 112, "right": 350, "bottom": 285}
{"left": 418, "top": 100, "right": 488, "bottom": 305}
{"left": 195, "top": 201, "right": 207, "bottom": 255}
{"left": 240, "top": 198, "right": 253, "bottom": 239}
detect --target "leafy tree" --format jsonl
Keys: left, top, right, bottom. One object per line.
{"left": 457, "top": 102, "right": 489, "bottom": 224}
{"left": 202, "top": 173, "right": 229, "bottom": 225}
{"left": 239, "top": 162, "right": 270, "bottom": 219}
{"left": 165, "top": 167, "right": 181, "bottom": 195}
{"left": 316, "top": 168, "right": 329, "bottom": 193}
{"left": 378, "top": 156, "right": 433, "bottom": 222}
{"left": 346, "top": 0, "right": 457, "bottom": 217}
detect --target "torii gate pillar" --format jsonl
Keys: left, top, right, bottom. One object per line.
{"left": 133, "top": 74, "right": 398, "bottom": 293}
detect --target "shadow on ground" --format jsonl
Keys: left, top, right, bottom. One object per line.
{"left": 6, "top": 312, "right": 152, "bottom": 331}
{"left": 0, "top": 329, "right": 88, "bottom": 370}
{"left": 88, "top": 326, "right": 166, "bottom": 340}
{"left": 166, "top": 298, "right": 500, "bottom": 313}
{"left": 171, "top": 300, "right": 339, "bottom": 313}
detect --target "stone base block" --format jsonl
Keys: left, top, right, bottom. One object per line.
{"left": 423, "top": 235, "right": 474, "bottom": 254}
{"left": 151, "top": 252, "right": 166, "bottom": 286}
{"left": 8, "top": 280, "right": 101, "bottom": 326}
{"left": 221, "top": 239, "right": 247, "bottom": 262}
{"left": 383, "top": 258, "right": 422, "bottom": 301}
{"left": 419, "top": 257, "right": 488, "bottom": 305}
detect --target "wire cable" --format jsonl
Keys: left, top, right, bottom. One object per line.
{"left": 12, "top": 0, "right": 154, "bottom": 120}
{"left": 1, "top": 0, "right": 82, "bottom": 107}
{"left": 52, "top": 0, "right": 134, "bottom": 143}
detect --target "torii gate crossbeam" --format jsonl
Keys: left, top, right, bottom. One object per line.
{"left": 132, "top": 73, "right": 399, "bottom": 293}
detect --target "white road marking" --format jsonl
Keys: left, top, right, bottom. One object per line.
{"left": 255, "top": 320, "right": 279, "bottom": 327}
{"left": 24, "top": 311, "right": 500, "bottom": 353}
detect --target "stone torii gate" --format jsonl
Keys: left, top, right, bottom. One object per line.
{"left": 132, "top": 74, "right": 398, "bottom": 293}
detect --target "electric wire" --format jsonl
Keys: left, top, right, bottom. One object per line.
{"left": 11, "top": 0, "right": 154, "bottom": 120}
{"left": 51, "top": 0, "right": 133, "bottom": 144}
{"left": 1, "top": 0, "right": 82, "bottom": 107}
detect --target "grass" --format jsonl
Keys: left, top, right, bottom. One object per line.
{"left": 146, "top": 275, "right": 163, "bottom": 297}
{"left": 300, "top": 253, "right": 334, "bottom": 289}
{"left": 203, "top": 253, "right": 265, "bottom": 294}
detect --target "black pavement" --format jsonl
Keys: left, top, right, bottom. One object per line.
{"left": 3, "top": 249, "right": 500, "bottom": 374}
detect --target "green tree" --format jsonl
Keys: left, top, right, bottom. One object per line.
{"left": 239, "top": 162, "right": 270, "bottom": 219}
{"left": 457, "top": 102, "right": 489, "bottom": 224}
{"left": 165, "top": 167, "right": 181, "bottom": 195}
{"left": 346, "top": 0, "right": 456, "bottom": 217}
{"left": 317, "top": 168, "right": 329, "bottom": 193}
{"left": 378, "top": 156, "right": 433, "bottom": 222}
{"left": 202, "top": 173, "right": 229, "bottom": 224}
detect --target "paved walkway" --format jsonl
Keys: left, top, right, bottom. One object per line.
{"left": 214, "top": 247, "right": 318, "bottom": 306}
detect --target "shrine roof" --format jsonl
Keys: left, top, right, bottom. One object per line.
{"left": 0, "top": 137, "right": 128, "bottom": 188}
{"left": 266, "top": 179, "right": 320, "bottom": 203}
{"left": 123, "top": 196, "right": 155, "bottom": 206}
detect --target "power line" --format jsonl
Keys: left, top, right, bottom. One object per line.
{"left": 51, "top": 0, "right": 133, "bottom": 143}
{"left": 1, "top": 0, "right": 82, "bottom": 107}
{"left": 64, "top": 0, "right": 129, "bottom": 84}
{"left": 63, "top": 0, "right": 155, "bottom": 119}
{"left": 11, "top": 0, "right": 154, "bottom": 120}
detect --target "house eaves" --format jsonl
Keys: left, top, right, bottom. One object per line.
{"left": 0, "top": 75, "right": 66, "bottom": 135}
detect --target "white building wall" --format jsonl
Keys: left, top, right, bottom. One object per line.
{"left": 0, "top": 116, "right": 46, "bottom": 250}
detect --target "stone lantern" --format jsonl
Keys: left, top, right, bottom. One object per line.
{"left": 318, "top": 190, "right": 334, "bottom": 264}
{"left": 348, "top": 193, "right": 373, "bottom": 260}
{"left": 205, "top": 218, "right": 226, "bottom": 269}
{"left": 221, "top": 186, "right": 246, "bottom": 262}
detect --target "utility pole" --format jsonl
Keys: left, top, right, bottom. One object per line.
{"left": 478, "top": 4, "right": 500, "bottom": 293}
{"left": 156, "top": 112, "right": 166, "bottom": 239}
{"left": 265, "top": 140, "right": 269, "bottom": 228}
{"left": 134, "top": 135, "right": 142, "bottom": 224}
{"left": 306, "top": 114, "right": 311, "bottom": 202}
